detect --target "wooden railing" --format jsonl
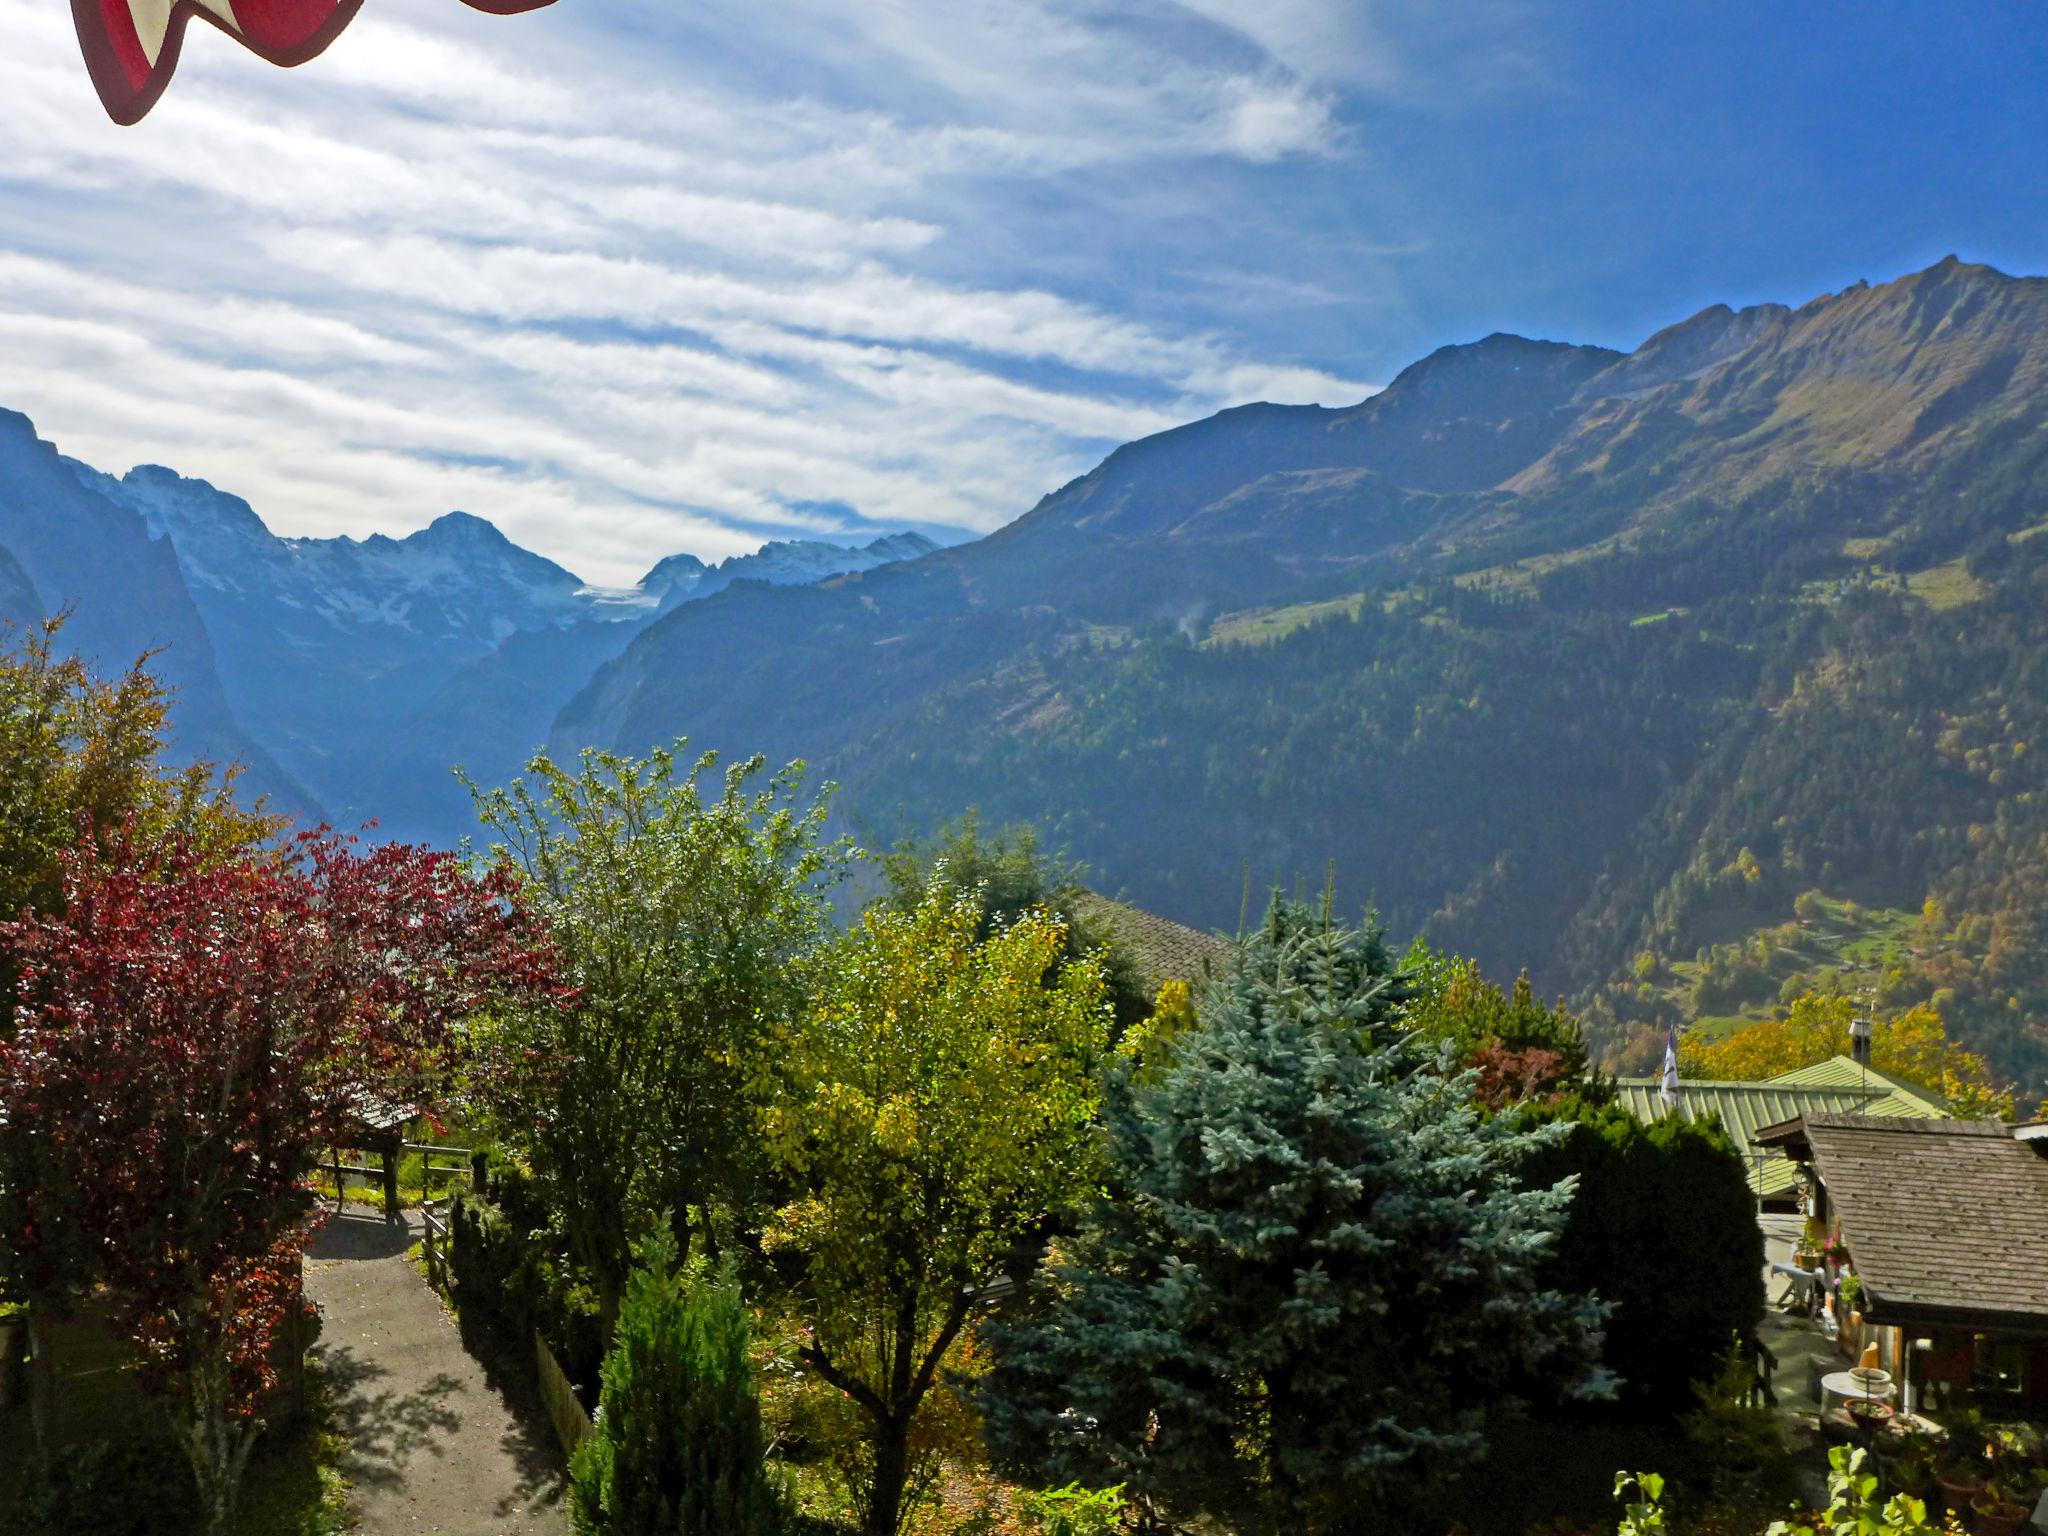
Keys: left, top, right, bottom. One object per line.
{"left": 536, "top": 1331, "right": 595, "bottom": 1456}
{"left": 403, "top": 1143, "right": 474, "bottom": 1204}
{"left": 419, "top": 1202, "right": 453, "bottom": 1294}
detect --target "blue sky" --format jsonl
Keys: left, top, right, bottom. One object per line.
{"left": 0, "top": 1, "right": 2043, "bottom": 585}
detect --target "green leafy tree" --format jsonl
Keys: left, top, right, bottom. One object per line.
{"left": 1680, "top": 990, "right": 2011, "bottom": 1119}
{"left": 467, "top": 745, "right": 844, "bottom": 1329}
{"left": 1401, "top": 940, "right": 1591, "bottom": 1105}
{"left": 881, "top": 813, "right": 1152, "bottom": 1027}
{"left": 763, "top": 884, "right": 1110, "bottom": 1536}
{"left": 570, "top": 1230, "right": 785, "bottom": 1536}
{"left": 982, "top": 902, "right": 1613, "bottom": 1534}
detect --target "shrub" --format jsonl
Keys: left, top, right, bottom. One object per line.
{"left": 450, "top": 1185, "right": 606, "bottom": 1404}
{"left": 6, "top": 1436, "right": 201, "bottom": 1536}
{"left": 570, "top": 1231, "right": 784, "bottom": 1536}
{"left": 1514, "top": 1097, "right": 1764, "bottom": 1410}
{"left": 1019, "top": 1482, "right": 1130, "bottom": 1535}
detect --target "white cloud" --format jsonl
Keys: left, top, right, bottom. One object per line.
{"left": 0, "top": 0, "right": 1377, "bottom": 585}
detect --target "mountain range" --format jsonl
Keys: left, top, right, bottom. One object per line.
{"left": 3, "top": 255, "right": 2045, "bottom": 1089}
{"left": 6, "top": 436, "right": 936, "bottom": 836}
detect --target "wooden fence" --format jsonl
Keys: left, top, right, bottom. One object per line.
{"left": 419, "top": 1202, "right": 452, "bottom": 1294}
{"left": 536, "top": 1330, "right": 595, "bottom": 1457}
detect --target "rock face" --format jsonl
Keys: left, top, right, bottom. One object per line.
{"left": 70, "top": 462, "right": 608, "bottom": 823}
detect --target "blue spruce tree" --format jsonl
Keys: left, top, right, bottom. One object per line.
{"left": 982, "top": 900, "right": 1613, "bottom": 1534}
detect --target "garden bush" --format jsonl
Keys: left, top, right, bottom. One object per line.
{"left": 1514, "top": 1095, "right": 1764, "bottom": 1410}
{"left": 569, "top": 1231, "right": 784, "bottom": 1536}
{"left": 450, "top": 1176, "right": 605, "bottom": 1403}
{"left": 4, "top": 1436, "right": 201, "bottom": 1536}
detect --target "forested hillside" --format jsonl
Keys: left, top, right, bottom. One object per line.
{"left": 561, "top": 257, "right": 2048, "bottom": 1090}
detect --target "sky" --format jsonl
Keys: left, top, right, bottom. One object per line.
{"left": 1, "top": 2, "right": 2045, "bottom": 586}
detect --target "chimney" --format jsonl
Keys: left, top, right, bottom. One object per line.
{"left": 1849, "top": 1016, "right": 1875, "bottom": 1068}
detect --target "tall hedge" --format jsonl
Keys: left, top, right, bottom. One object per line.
{"left": 1512, "top": 1096, "right": 1764, "bottom": 1410}
{"left": 569, "top": 1232, "right": 783, "bottom": 1536}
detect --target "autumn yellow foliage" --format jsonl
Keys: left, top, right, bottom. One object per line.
{"left": 1678, "top": 991, "right": 2013, "bottom": 1120}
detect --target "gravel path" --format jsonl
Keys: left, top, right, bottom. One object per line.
{"left": 305, "top": 1209, "right": 569, "bottom": 1535}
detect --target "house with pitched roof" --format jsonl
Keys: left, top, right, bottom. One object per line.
{"left": 1068, "top": 890, "right": 1238, "bottom": 997}
{"left": 1755, "top": 1112, "right": 2048, "bottom": 1410}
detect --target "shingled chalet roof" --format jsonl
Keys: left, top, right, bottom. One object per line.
{"left": 1068, "top": 891, "right": 1238, "bottom": 995}
{"left": 1800, "top": 1113, "right": 2048, "bottom": 1332}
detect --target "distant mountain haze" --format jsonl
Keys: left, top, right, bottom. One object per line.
{"left": 0, "top": 412, "right": 935, "bottom": 835}
{"left": 4, "top": 256, "right": 2046, "bottom": 1087}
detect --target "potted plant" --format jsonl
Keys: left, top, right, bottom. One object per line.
{"left": 1796, "top": 1217, "right": 1827, "bottom": 1271}
{"left": 1976, "top": 1445, "right": 2048, "bottom": 1536}
{"left": 1973, "top": 1485, "right": 2032, "bottom": 1536}
{"left": 1938, "top": 1444, "right": 1990, "bottom": 1522}
{"left": 1888, "top": 1433, "right": 1938, "bottom": 1503}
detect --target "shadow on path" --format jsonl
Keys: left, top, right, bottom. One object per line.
{"left": 310, "top": 1209, "right": 416, "bottom": 1262}
{"left": 314, "top": 1343, "right": 466, "bottom": 1488}
{"left": 306, "top": 1201, "right": 568, "bottom": 1532}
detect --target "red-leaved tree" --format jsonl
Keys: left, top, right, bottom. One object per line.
{"left": 0, "top": 829, "right": 554, "bottom": 1531}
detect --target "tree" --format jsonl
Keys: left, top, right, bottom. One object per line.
{"left": 570, "top": 1230, "right": 784, "bottom": 1536}
{"left": 981, "top": 902, "right": 1613, "bottom": 1535}
{"left": 880, "top": 812, "right": 1151, "bottom": 1027}
{"left": 0, "top": 830, "right": 548, "bottom": 1532}
{"left": 466, "top": 745, "right": 843, "bottom": 1329}
{"left": 763, "top": 884, "right": 1110, "bottom": 1536}
{"left": 0, "top": 619, "right": 274, "bottom": 1019}
{"left": 1678, "top": 990, "right": 2013, "bottom": 1118}
{"left": 1513, "top": 1096, "right": 1764, "bottom": 1409}
{"left": 1401, "top": 940, "right": 1591, "bottom": 1107}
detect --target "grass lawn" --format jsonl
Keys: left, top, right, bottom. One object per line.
{"left": 1206, "top": 591, "right": 1370, "bottom": 647}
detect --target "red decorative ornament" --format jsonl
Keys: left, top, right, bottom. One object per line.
{"left": 72, "top": 0, "right": 558, "bottom": 126}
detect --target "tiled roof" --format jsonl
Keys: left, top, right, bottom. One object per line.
{"left": 1612, "top": 1078, "right": 1895, "bottom": 1201}
{"left": 1069, "top": 891, "right": 1238, "bottom": 996}
{"left": 1803, "top": 1113, "right": 2048, "bottom": 1330}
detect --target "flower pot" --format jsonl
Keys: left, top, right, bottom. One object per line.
{"left": 1973, "top": 1500, "right": 2029, "bottom": 1536}
{"left": 1939, "top": 1473, "right": 1987, "bottom": 1521}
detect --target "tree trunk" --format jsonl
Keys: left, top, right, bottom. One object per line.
{"left": 864, "top": 1413, "right": 912, "bottom": 1536}
{"left": 177, "top": 1334, "right": 259, "bottom": 1536}
{"left": 25, "top": 1309, "right": 53, "bottom": 1468}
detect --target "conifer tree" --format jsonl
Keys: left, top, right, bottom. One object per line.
{"left": 982, "top": 900, "right": 1614, "bottom": 1534}
{"left": 570, "top": 1231, "right": 784, "bottom": 1536}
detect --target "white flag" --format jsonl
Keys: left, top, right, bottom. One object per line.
{"left": 1660, "top": 1026, "right": 1679, "bottom": 1109}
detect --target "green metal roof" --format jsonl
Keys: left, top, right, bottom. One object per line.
{"left": 1763, "top": 1055, "right": 1950, "bottom": 1117}
{"left": 1611, "top": 1057, "right": 1950, "bottom": 1203}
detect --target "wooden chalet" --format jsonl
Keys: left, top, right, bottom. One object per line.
{"left": 1755, "top": 1111, "right": 2048, "bottom": 1409}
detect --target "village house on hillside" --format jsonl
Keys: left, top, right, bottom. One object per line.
{"left": 1070, "top": 890, "right": 1239, "bottom": 996}
{"left": 1757, "top": 1112, "right": 2048, "bottom": 1411}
